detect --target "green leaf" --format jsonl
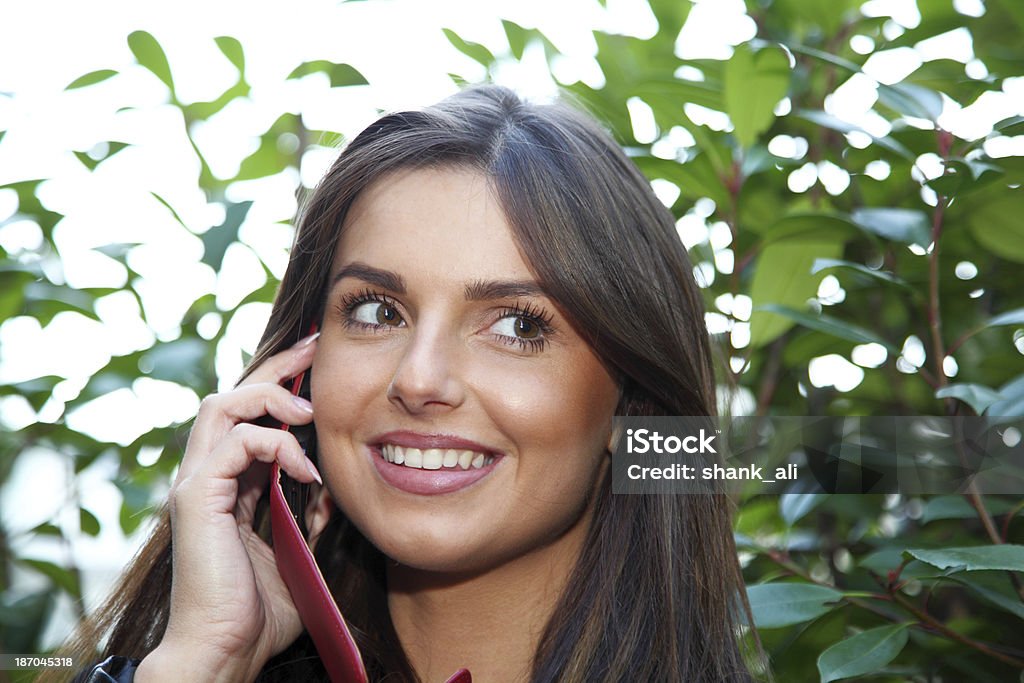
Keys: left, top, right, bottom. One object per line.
{"left": 201, "top": 201, "right": 252, "bottom": 269}
{"left": 214, "top": 36, "right": 245, "bottom": 73}
{"left": 287, "top": 60, "right": 368, "bottom": 87}
{"left": 24, "top": 281, "right": 104, "bottom": 324}
{"left": 746, "top": 582, "right": 842, "bottom": 628}
{"left": 648, "top": 0, "right": 692, "bottom": 44}
{"left": 762, "top": 212, "right": 860, "bottom": 243}
{"left": 994, "top": 115, "right": 1024, "bottom": 136}
{"left": 442, "top": 28, "right": 496, "bottom": 68}
{"left": 71, "top": 141, "right": 130, "bottom": 171}
{"left": 749, "top": 239, "right": 843, "bottom": 347}
{"left": 235, "top": 114, "right": 304, "bottom": 180}
{"left": 635, "top": 79, "right": 725, "bottom": 115}
{"left": 782, "top": 42, "right": 862, "bottom": 75}
{"left": 769, "top": 0, "right": 858, "bottom": 35}
{"left": 935, "top": 384, "right": 1006, "bottom": 415}
{"left": 79, "top": 508, "right": 101, "bottom": 536}
{"left": 948, "top": 572, "right": 1024, "bottom": 620}
{"left": 29, "top": 522, "right": 63, "bottom": 537}
{"left": 780, "top": 493, "right": 827, "bottom": 525}
{"left": 908, "top": 545, "right": 1024, "bottom": 572}
{"left": 927, "top": 159, "right": 1004, "bottom": 197}
{"left": 968, "top": 192, "right": 1024, "bottom": 263}
{"left": 0, "top": 590, "right": 55, "bottom": 652}
{"left": 921, "top": 495, "right": 1016, "bottom": 524}
{"left": 986, "top": 308, "right": 1024, "bottom": 328}
{"left": 817, "top": 623, "right": 909, "bottom": 682}
{"left": 9, "top": 376, "right": 61, "bottom": 411}
{"left": 65, "top": 69, "right": 118, "bottom": 90}
{"left": 19, "top": 558, "right": 81, "bottom": 598}
{"left": 127, "top": 30, "right": 175, "bottom": 94}
{"left": 858, "top": 547, "right": 906, "bottom": 573}
{"left": 811, "top": 258, "right": 910, "bottom": 289}
{"left": 116, "top": 479, "right": 153, "bottom": 535}
{"left": 988, "top": 376, "right": 1024, "bottom": 417}
{"left": 756, "top": 304, "right": 898, "bottom": 351}
{"left": 724, "top": 44, "right": 790, "bottom": 148}
{"left": 851, "top": 207, "right": 931, "bottom": 245}
{"left": 502, "top": 19, "right": 528, "bottom": 60}
{"left": 905, "top": 58, "right": 991, "bottom": 104}
{"left": 796, "top": 110, "right": 913, "bottom": 160}
{"left": 325, "top": 63, "right": 367, "bottom": 88}
{"left": 634, "top": 154, "right": 729, "bottom": 206}
{"left": 142, "top": 338, "right": 209, "bottom": 384}
{"left": 69, "top": 368, "right": 135, "bottom": 408}
{"left": 150, "top": 192, "right": 188, "bottom": 229}
{"left": 877, "top": 82, "right": 943, "bottom": 121}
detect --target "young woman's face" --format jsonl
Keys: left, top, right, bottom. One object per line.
{"left": 311, "top": 166, "right": 620, "bottom": 573}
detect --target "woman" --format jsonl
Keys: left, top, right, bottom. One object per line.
{"left": 62, "top": 85, "right": 756, "bottom": 682}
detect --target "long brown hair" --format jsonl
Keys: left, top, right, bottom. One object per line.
{"left": 56, "top": 85, "right": 757, "bottom": 682}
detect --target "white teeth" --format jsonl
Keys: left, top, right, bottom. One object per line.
{"left": 404, "top": 448, "right": 422, "bottom": 468}
{"left": 443, "top": 449, "right": 458, "bottom": 468}
{"left": 422, "top": 448, "right": 443, "bottom": 470}
{"left": 381, "top": 444, "right": 494, "bottom": 471}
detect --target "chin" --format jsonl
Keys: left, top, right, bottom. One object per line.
{"left": 368, "top": 525, "right": 501, "bottom": 574}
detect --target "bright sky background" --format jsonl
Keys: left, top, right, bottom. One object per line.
{"left": 1, "top": 0, "right": 1020, "bottom": 648}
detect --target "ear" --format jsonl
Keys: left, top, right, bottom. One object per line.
{"left": 607, "top": 419, "right": 623, "bottom": 455}
{"left": 304, "top": 485, "right": 335, "bottom": 551}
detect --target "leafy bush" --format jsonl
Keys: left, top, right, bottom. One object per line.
{"left": 2, "top": 1, "right": 1022, "bottom": 680}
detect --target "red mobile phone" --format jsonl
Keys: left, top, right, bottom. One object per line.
{"left": 270, "top": 327, "right": 368, "bottom": 683}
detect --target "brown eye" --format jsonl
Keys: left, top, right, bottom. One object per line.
{"left": 376, "top": 303, "right": 401, "bottom": 326}
{"left": 513, "top": 316, "right": 539, "bottom": 339}
{"left": 487, "top": 304, "right": 552, "bottom": 353}
{"left": 352, "top": 301, "right": 404, "bottom": 327}
{"left": 490, "top": 314, "right": 544, "bottom": 342}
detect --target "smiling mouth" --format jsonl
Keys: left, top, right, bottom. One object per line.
{"left": 380, "top": 444, "right": 496, "bottom": 470}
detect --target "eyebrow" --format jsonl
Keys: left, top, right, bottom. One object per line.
{"left": 463, "top": 279, "right": 546, "bottom": 301}
{"left": 330, "top": 263, "right": 547, "bottom": 301}
{"left": 331, "top": 263, "right": 407, "bottom": 293}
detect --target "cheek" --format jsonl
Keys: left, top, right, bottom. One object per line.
{"left": 513, "top": 356, "right": 617, "bottom": 435}
{"left": 312, "top": 341, "right": 388, "bottom": 408}
{"left": 474, "top": 354, "right": 617, "bottom": 479}
{"left": 309, "top": 342, "right": 389, "bottom": 489}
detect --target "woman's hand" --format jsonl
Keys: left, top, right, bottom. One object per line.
{"left": 136, "top": 334, "right": 323, "bottom": 683}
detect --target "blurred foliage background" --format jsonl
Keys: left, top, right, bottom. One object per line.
{"left": 2, "top": 0, "right": 1023, "bottom": 680}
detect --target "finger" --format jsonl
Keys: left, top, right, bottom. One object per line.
{"left": 235, "top": 461, "right": 271, "bottom": 526}
{"left": 173, "top": 424, "right": 320, "bottom": 518}
{"left": 202, "top": 422, "right": 320, "bottom": 490}
{"left": 239, "top": 332, "right": 319, "bottom": 387}
{"left": 180, "top": 384, "right": 314, "bottom": 479}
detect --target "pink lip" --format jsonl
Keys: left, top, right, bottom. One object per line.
{"left": 368, "top": 431, "right": 503, "bottom": 496}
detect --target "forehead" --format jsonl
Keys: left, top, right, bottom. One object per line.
{"left": 331, "top": 166, "right": 533, "bottom": 282}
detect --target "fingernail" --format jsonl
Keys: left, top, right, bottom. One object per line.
{"left": 293, "top": 395, "right": 313, "bottom": 413}
{"left": 306, "top": 458, "right": 323, "bottom": 485}
{"left": 295, "top": 331, "right": 320, "bottom": 348}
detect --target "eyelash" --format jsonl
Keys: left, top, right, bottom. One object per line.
{"left": 335, "top": 290, "right": 555, "bottom": 353}
{"left": 337, "top": 288, "right": 400, "bottom": 332}
{"left": 492, "top": 301, "right": 554, "bottom": 353}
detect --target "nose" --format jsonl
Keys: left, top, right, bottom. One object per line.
{"left": 386, "top": 323, "right": 465, "bottom": 414}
